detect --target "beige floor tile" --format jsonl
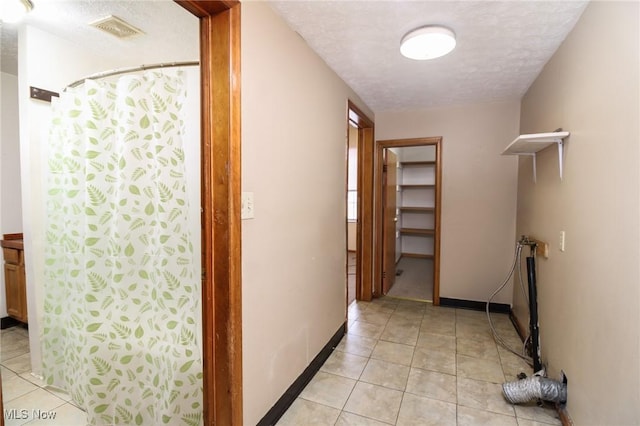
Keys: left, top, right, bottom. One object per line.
{"left": 514, "top": 402, "right": 562, "bottom": 425}
{"left": 359, "top": 358, "right": 410, "bottom": 391}
{"left": 416, "top": 332, "right": 456, "bottom": 352}
{"left": 396, "top": 392, "right": 456, "bottom": 426}
{"left": 390, "top": 307, "right": 425, "bottom": 321}
{"left": 335, "top": 334, "right": 378, "bottom": 358}
{"left": 456, "top": 309, "right": 492, "bottom": 320}
{"left": 457, "top": 405, "right": 518, "bottom": 426}
{"left": 455, "top": 322, "right": 495, "bottom": 342}
{"left": 457, "top": 354, "right": 505, "bottom": 383}
{"left": 421, "top": 317, "right": 455, "bottom": 336}
{"left": 379, "top": 321, "right": 420, "bottom": 346}
{"left": 23, "top": 402, "right": 87, "bottom": 426}
{"left": 405, "top": 367, "right": 456, "bottom": 404}
{"left": 16, "top": 372, "right": 45, "bottom": 388}
{"left": 516, "top": 418, "right": 562, "bottom": 426}
{"left": 456, "top": 337, "right": 500, "bottom": 361}
{"left": 370, "top": 341, "right": 414, "bottom": 366}
{"left": 411, "top": 347, "right": 456, "bottom": 375}
{"left": 343, "top": 382, "right": 403, "bottom": 425}
{"left": 2, "top": 365, "right": 18, "bottom": 379}
{"left": 276, "top": 398, "right": 341, "bottom": 426}
{"left": 335, "top": 411, "right": 393, "bottom": 425}
{"left": 3, "top": 388, "right": 66, "bottom": 425}
{"left": 299, "top": 371, "right": 357, "bottom": 409}
{"left": 2, "top": 375, "right": 40, "bottom": 402}
{"left": 3, "top": 352, "right": 32, "bottom": 375}
{"left": 358, "top": 311, "right": 392, "bottom": 326}
{"left": 348, "top": 321, "right": 386, "bottom": 340}
{"left": 1, "top": 337, "right": 30, "bottom": 363}
{"left": 457, "top": 376, "right": 516, "bottom": 416}
{"left": 320, "top": 350, "right": 368, "bottom": 380}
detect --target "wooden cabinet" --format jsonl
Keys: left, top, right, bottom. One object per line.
{"left": 2, "top": 237, "right": 27, "bottom": 323}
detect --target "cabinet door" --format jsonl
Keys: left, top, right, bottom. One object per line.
{"left": 5, "top": 263, "right": 23, "bottom": 320}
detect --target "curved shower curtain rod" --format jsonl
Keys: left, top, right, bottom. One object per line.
{"left": 66, "top": 61, "right": 200, "bottom": 89}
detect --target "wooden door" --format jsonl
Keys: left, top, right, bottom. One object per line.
{"left": 382, "top": 150, "right": 398, "bottom": 294}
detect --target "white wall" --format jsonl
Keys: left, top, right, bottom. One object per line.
{"left": 1, "top": 72, "right": 22, "bottom": 233}
{"left": 377, "top": 101, "right": 520, "bottom": 304}
{"left": 513, "top": 2, "right": 639, "bottom": 424}
{"left": 1, "top": 71, "right": 22, "bottom": 317}
{"left": 241, "top": 2, "right": 373, "bottom": 423}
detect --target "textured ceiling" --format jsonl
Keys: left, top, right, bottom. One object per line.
{"left": 2, "top": 1, "right": 589, "bottom": 113}
{"left": 1, "top": 0, "right": 198, "bottom": 76}
{"left": 269, "top": 1, "right": 589, "bottom": 112}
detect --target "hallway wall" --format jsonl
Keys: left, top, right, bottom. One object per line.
{"left": 513, "top": 2, "right": 639, "bottom": 424}
{"left": 376, "top": 101, "right": 520, "bottom": 304}
{"left": 240, "top": 3, "right": 373, "bottom": 424}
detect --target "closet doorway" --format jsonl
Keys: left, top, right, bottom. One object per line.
{"left": 374, "top": 137, "right": 442, "bottom": 304}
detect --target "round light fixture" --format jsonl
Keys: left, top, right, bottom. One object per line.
{"left": 400, "top": 25, "right": 456, "bottom": 60}
{"left": 0, "top": 0, "right": 34, "bottom": 23}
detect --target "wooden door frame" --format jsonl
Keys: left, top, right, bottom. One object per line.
{"left": 382, "top": 149, "right": 398, "bottom": 295}
{"left": 373, "top": 137, "right": 442, "bottom": 304}
{"left": 176, "top": 2, "right": 242, "bottom": 424}
{"left": 347, "top": 101, "right": 375, "bottom": 302}
{"left": 0, "top": 3, "right": 242, "bottom": 426}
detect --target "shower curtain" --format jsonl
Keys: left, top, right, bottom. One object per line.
{"left": 42, "top": 70, "right": 202, "bottom": 425}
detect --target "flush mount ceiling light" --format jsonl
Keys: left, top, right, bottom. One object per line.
{"left": 400, "top": 25, "right": 456, "bottom": 60}
{"left": 0, "top": 0, "right": 34, "bottom": 23}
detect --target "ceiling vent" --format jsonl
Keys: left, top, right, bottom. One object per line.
{"left": 90, "top": 15, "right": 145, "bottom": 39}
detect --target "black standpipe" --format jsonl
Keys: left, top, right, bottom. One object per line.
{"left": 526, "top": 255, "right": 542, "bottom": 373}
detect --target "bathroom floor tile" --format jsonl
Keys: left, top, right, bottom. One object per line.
{"left": 2, "top": 352, "right": 32, "bottom": 375}
{"left": 26, "top": 402, "right": 88, "bottom": 426}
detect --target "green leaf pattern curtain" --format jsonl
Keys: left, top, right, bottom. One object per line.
{"left": 43, "top": 70, "right": 202, "bottom": 425}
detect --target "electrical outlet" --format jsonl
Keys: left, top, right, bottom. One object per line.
{"left": 559, "top": 231, "right": 565, "bottom": 252}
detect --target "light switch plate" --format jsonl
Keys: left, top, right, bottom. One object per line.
{"left": 242, "top": 192, "right": 254, "bottom": 219}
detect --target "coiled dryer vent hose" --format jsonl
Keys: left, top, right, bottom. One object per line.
{"left": 503, "top": 376, "right": 567, "bottom": 404}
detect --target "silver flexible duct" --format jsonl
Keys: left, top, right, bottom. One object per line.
{"left": 502, "top": 376, "right": 567, "bottom": 404}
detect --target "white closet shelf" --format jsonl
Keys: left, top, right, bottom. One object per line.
{"left": 502, "top": 131, "right": 570, "bottom": 182}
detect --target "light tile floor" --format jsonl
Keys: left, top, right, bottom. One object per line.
{"left": 1, "top": 326, "right": 87, "bottom": 425}
{"left": 277, "top": 297, "right": 562, "bottom": 426}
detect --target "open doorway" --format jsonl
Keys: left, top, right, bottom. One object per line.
{"left": 346, "top": 101, "right": 374, "bottom": 304}
{"left": 346, "top": 124, "right": 358, "bottom": 306}
{"left": 374, "top": 137, "right": 442, "bottom": 305}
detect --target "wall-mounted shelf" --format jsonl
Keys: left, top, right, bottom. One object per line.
{"left": 502, "top": 131, "right": 570, "bottom": 182}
